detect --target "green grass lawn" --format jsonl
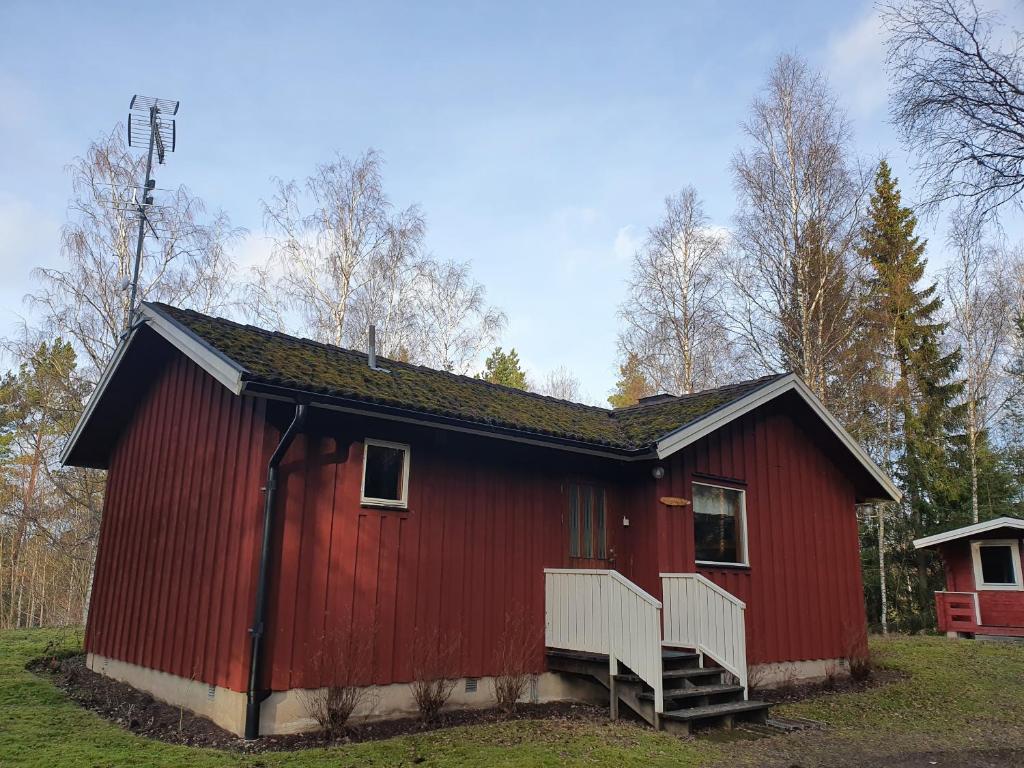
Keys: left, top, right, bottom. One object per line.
{"left": 2, "top": 629, "right": 1023, "bottom": 767}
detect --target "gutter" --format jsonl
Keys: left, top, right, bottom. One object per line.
{"left": 245, "top": 401, "right": 308, "bottom": 740}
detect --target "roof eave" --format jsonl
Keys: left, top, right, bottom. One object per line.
{"left": 240, "top": 380, "right": 654, "bottom": 461}
{"left": 913, "top": 517, "right": 1024, "bottom": 549}
{"left": 653, "top": 373, "right": 902, "bottom": 504}
{"left": 60, "top": 303, "right": 247, "bottom": 467}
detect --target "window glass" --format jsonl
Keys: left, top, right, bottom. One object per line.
{"left": 567, "top": 484, "right": 607, "bottom": 560}
{"left": 362, "top": 442, "right": 407, "bottom": 503}
{"left": 980, "top": 545, "right": 1016, "bottom": 585}
{"left": 693, "top": 483, "right": 745, "bottom": 564}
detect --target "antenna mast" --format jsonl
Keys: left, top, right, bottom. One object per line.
{"left": 124, "top": 95, "right": 179, "bottom": 332}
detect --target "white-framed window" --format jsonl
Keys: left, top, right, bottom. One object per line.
{"left": 692, "top": 481, "right": 748, "bottom": 567}
{"left": 970, "top": 539, "right": 1023, "bottom": 591}
{"left": 360, "top": 439, "right": 410, "bottom": 508}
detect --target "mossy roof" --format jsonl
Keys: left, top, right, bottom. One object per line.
{"left": 150, "top": 303, "right": 786, "bottom": 453}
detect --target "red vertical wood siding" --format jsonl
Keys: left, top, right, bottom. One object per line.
{"left": 85, "top": 355, "right": 269, "bottom": 691}
{"left": 630, "top": 399, "right": 868, "bottom": 665}
{"left": 940, "top": 538, "right": 1024, "bottom": 629}
{"left": 88, "top": 354, "right": 875, "bottom": 692}
{"left": 262, "top": 413, "right": 632, "bottom": 691}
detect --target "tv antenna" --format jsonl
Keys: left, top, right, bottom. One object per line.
{"left": 123, "top": 95, "right": 179, "bottom": 332}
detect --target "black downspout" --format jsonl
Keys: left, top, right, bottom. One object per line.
{"left": 245, "top": 402, "right": 308, "bottom": 739}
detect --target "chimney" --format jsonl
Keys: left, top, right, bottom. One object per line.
{"left": 368, "top": 324, "right": 377, "bottom": 370}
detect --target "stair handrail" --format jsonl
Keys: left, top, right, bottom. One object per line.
{"left": 660, "top": 572, "right": 748, "bottom": 698}
{"left": 545, "top": 569, "right": 664, "bottom": 717}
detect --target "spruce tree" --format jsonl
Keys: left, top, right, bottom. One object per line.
{"left": 476, "top": 347, "right": 528, "bottom": 390}
{"left": 859, "top": 160, "right": 963, "bottom": 630}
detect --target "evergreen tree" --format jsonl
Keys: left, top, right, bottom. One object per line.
{"left": 608, "top": 353, "right": 654, "bottom": 408}
{"left": 858, "top": 160, "right": 964, "bottom": 631}
{"left": 476, "top": 347, "right": 528, "bottom": 390}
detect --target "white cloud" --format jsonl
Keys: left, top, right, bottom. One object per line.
{"left": 827, "top": 6, "right": 888, "bottom": 117}
{"left": 613, "top": 224, "right": 641, "bottom": 261}
{"left": 232, "top": 230, "right": 276, "bottom": 273}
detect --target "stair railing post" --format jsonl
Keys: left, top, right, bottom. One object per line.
{"left": 606, "top": 573, "right": 619, "bottom": 720}
{"left": 653, "top": 604, "right": 664, "bottom": 729}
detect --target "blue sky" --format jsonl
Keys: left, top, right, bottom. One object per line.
{"left": 0, "top": 0, "right": 994, "bottom": 401}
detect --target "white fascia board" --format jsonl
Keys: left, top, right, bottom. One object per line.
{"left": 914, "top": 517, "right": 1024, "bottom": 550}
{"left": 654, "top": 373, "right": 902, "bottom": 503}
{"left": 139, "top": 304, "right": 245, "bottom": 395}
{"left": 59, "top": 305, "right": 246, "bottom": 466}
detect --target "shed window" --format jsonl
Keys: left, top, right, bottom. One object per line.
{"left": 693, "top": 482, "right": 747, "bottom": 566}
{"left": 971, "top": 539, "right": 1023, "bottom": 590}
{"left": 361, "top": 439, "right": 410, "bottom": 508}
{"left": 568, "top": 484, "right": 607, "bottom": 560}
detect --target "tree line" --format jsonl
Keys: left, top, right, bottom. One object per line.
{"left": 2, "top": 0, "right": 1022, "bottom": 633}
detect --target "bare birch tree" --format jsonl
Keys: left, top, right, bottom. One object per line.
{"left": 944, "top": 219, "right": 1023, "bottom": 521}
{"left": 259, "top": 150, "right": 425, "bottom": 355}
{"left": 29, "top": 129, "right": 240, "bottom": 381}
{"left": 536, "top": 367, "right": 583, "bottom": 402}
{"left": 618, "top": 187, "right": 733, "bottom": 395}
{"left": 406, "top": 260, "right": 506, "bottom": 374}
{"left": 884, "top": 0, "right": 1024, "bottom": 223}
{"left": 728, "top": 54, "right": 868, "bottom": 405}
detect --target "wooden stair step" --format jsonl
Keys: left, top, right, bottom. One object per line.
{"left": 545, "top": 649, "right": 606, "bottom": 663}
{"left": 614, "top": 667, "right": 722, "bottom": 684}
{"left": 662, "top": 700, "right": 771, "bottom": 722}
{"left": 661, "top": 650, "right": 699, "bottom": 661}
{"left": 639, "top": 684, "right": 744, "bottom": 702}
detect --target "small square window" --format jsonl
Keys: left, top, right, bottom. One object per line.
{"left": 361, "top": 439, "right": 410, "bottom": 507}
{"left": 971, "top": 539, "right": 1022, "bottom": 590}
{"left": 693, "top": 482, "right": 747, "bottom": 566}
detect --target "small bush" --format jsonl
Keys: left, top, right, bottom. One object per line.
{"left": 409, "top": 628, "right": 461, "bottom": 722}
{"left": 300, "top": 634, "right": 374, "bottom": 738}
{"left": 301, "top": 684, "right": 368, "bottom": 738}
{"left": 746, "top": 663, "right": 767, "bottom": 695}
{"left": 823, "top": 661, "right": 839, "bottom": 690}
{"left": 410, "top": 677, "right": 457, "bottom": 722}
{"left": 844, "top": 624, "right": 873, "bottom": 683}
{"left": 491, "top": 612, "right": 535, "bottom": 714}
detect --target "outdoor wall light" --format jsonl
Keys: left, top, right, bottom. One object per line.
{"left": 651, "top": 466, "right": 665, "bottom": 480}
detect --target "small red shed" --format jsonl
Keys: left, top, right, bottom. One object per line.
{"left": 914, "top": 517, "right": 1024, "bottom": 639}
{"left": 63, "top": 303, "right": 900, "bottom": 737}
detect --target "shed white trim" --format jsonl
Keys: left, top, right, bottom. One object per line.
{"left": 655, "top": 374, "right": 902, "bottom": 503}
{"left": 913, "top": 517, "right": 1024, "bottom": 550}
{"left": 970, "top": 539, "right": 1024, "bottom": 591}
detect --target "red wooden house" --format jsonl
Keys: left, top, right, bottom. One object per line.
{"left": 914, "top": 518, "right": 1024, "bottom": 639}
{"left": 63, "top": 303, "right": 900, "bottom": 737}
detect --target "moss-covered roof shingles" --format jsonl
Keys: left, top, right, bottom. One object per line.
{"left": 151, "top": 303, "right": 783, "bottom": 453}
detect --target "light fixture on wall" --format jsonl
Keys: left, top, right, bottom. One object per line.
{"left": 651, "top": 466, "right": 665, "bottom": 480}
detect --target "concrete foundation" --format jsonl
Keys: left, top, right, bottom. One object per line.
{"left": 748, "top": 657, "right": 847, "bottom": 688}
{"left": 87, "top": 653, "right": 608, "bottom": 736}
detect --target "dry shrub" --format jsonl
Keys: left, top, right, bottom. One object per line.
{"left": 776, "top": 668, "right": 799, "bottom": 697}
{"left": 746, "top": 663, "right": 767, "bottom": 695}
{"left": 409, "top": 628, "right": 461, "bottom": 722}
{"left": 844, "top": 624, "right": 873, "bottom": 683}
{"left": 491, "top": 612, "right": 536, "bottom": 714}
{"left": 823, "top": 661, "right": 839, "bottom": 690}
{"left": 300, "top": 633, "right": 375, "bottom": 738}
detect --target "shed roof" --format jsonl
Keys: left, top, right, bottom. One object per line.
{"left": 914, "top": 517, "right": 1024, "bottom": 549}
{"left": 60, "top": 302, "right": 901, "bottom": 501}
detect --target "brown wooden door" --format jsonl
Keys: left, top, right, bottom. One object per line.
{"left": 566, "top": 482, "right": 615, "bottom": 569}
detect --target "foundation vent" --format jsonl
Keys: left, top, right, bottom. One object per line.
{"left": 465, "top": 677, "right": 478, "bottom": 694}
{"left": 207, "top": 683, "right": 216, "bottom": 700}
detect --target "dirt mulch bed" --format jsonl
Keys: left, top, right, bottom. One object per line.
{"left": 757, "top": 667, "right": 905, "bottom": 706}
{"left": 28, "top": 653, "right": 610, "bottom": 752}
